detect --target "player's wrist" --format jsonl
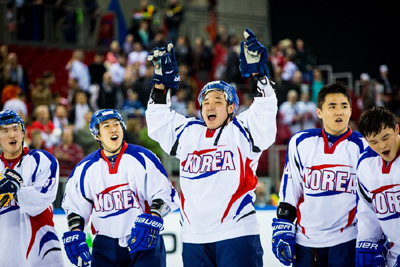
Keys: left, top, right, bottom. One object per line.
{"left": 154, "top": 84, "right": 165, "bottom": 90}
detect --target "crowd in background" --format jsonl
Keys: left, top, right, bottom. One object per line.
{"left": 0, "top": 0, "right": 398, "bottom": 191}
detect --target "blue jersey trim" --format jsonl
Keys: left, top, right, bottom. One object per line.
{"left": 357, "top": 147, "right": 378, "bottom": 169}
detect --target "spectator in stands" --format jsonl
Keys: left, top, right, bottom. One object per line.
{"left": 134, "top": 19, "right": 154, "bottom": 50}
{"left": 1, "top": 82, "right": 20, "bottom": 107}
{"left": 170, "top": 89, "right": 188, "bottom": 116}
{"left": 164, "top": 0, "right": 184, "bottom": 45}
{"left": 377, "top": 64, "right": 396, "bottom": 114}
{"left": 4, "top": 52, "right": 28, "bottom": 93}
{"left": 281, "top": 47, "right": 298, "bottom": 83}
{"left": 148, "top": 29, "right": 166, "bottom": 51}
{"left": 359, "top": 73, "right": 376, "bottom": 111}
{"left": 3, "top": 91, "right": 28, "bottom": 121}
{"left": 225, "top": 34, "right": 245, "bottom": 86}
{"left": 74, "top": 110, "right": 99, "bottom": 156}
{"left": 29, "top": 129, "right": 51, "bottom": 152}
{"left": 66, "top": 77, "right": 81, "bottom": 106}
{"left": 29, "top": 104, "right": 56, "bottom": 150}
{"left": 294, "top": 38, "right": 315, "bottom": 83}
{"left": 284, "top": 70, "right": 306, "bottom": 97}
{"left": 42, "top": 71, "right": 55, "bottom": 95}
{"left": 311, "top": 68, "right": 324, "bottom": 104}
{"left": 31, "top": 77, "right": 53, "bottom": 109}
{"left": 123, "top": 34, "right": 135, "bottom": 55}
{"left": 123, "top": 115, "right": 142, "bottom": 145}
{"left": 212, "top": 26, "right": 228, "bottom": 80}
{"left": 121, "top": 89, "right": 145, "bottom": 117}
{"left": 0, "top": 45, "right": 8, "bottom": 70}
{"left": 53, "top": 126, "right": 84, "bottom": 178}
{"left": 175, "top": 35, "right": 192, "bottom": 68}
{"left": 105, "top": 40, "right": 121, "bottom": 69}
{"left": 52, "top": 104, "right": 69, "bottom": 142}
{"left": 279, "top": 89, "right": 304, "bottom": 136}
{"left": 133, "top": 64, "right": 153, "bottom": 107}
{"left": 298, "top": 92, "right": 319, "bottom": 130}
{"left": 88, "top": 53, "right": 106, "bottom": 86}
{"left": 130, "top": 0, "right": 156, "bottom": 34}
{"left": 254, "top": 180, "right": 267, "bottom": 207}
{"left": 192, "top": 36, "right": 213, "bottom": 91}
{"left": 273, "top": 66, "right": 289, "bottom": 107}
{"left": 109, "top": 53, "right": 127, "bottom": 86}
{"left": 97, "top": 72, "right": 124, "bottom": 109}
{"left": 66, "top": 49, "right": 91, "bottom": 93}
{"left": 68, "top": 90, "right": 91, "bottom": 131}
{"left": 178, "top": 63, "right": 196, "bottom": 102}
{"left": 127, "top": 42, "right": 148, "bottom": 74}
{"left": 60, "top": 0, "right": 79, "bottom": 43}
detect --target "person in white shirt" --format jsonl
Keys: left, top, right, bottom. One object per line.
{"left": 62, "top": 109, "right": 179, "bottom": 267}
{"left": 272, "top": 82, "right": 368, "bottom": 266}
{"left": 0, "top": 109, "right": 64, "bottom": 267}
{"left": 146, "top": 28, "right": 277, "bottom": 267}
{"left": 356, "top": 106, "right": 400, "bottom": 267}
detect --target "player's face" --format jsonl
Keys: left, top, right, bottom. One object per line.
{"left": 365, "top": 124, "right": 400, "bottom": 162}
{"left": 201, "top": 91, "right": 235, "bottom": 130}
{"left": 98, "top": 119, "right": 124, "bottom": 156}
{"left": 0, "top": 123, "right": 24, "bottom": 159}
{"left": 316, "top": 93, "right": 351, "bottom": 136}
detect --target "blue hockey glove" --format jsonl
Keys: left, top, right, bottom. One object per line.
{"left": 0, "top": 168, "right": 23, "bottom": 207}
{"left": 239, "top": 28, "right": 269, "bottom": 78}
{"left": 147, "top": 42, "right": 180, "bottom": 89}
{"left": 128, "top": 213, "right": 164, "bottom": 253}
{"left": 356, "top": 241, "right": 385, "bottom": 267}
{"left": 62, "top": 231, "right": 91, "bottom": 266}
{"left": 271, "top": 218, "right": 296, "bottom": 266}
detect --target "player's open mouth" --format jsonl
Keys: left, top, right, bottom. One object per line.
{"left": 382, "top": 150, "right": 390, "bottom": 157}
{"left": 9, "top": 140, "right": 17, "bottom": 145}
{"left": 335, "top": 118, "right": 342, "bottom": 122}
{"left": 110, "top": 135, "right": 118, "bottom": 141}
{"left": 208, "top": 114, "right": 216, "bottom": 121}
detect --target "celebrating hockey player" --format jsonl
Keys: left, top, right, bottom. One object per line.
{"left": 61, "top": 109, "right": 179, "bottom": 267}
{"left": 146, "top": 28, "right": 277, "bottom": 266}
{"left": 272, "top": 83, "right": 368, "bottom": 266}
{"left": 0, "top": 109, "right": 65, "bottom": 266}
{"left": 356, "top": 106, "right": 400, "bottom": 267}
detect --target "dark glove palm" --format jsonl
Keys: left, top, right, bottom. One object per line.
{"left": 0, "top": 168, "right": 23, "bottom": 207}
{"left": 239, "top": 28, "right": 269, "bottom": 78}
{"left": 148, "top": 42, "right": 180, "bottom": 89}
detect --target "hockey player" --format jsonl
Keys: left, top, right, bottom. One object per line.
{"left": 272, "top": 83, "right": 368, "bottom": 266}
{"left": 61, "top": 109, "right": 179, "bottom": 267}
{"left": 146, "top": 29, "right": 277, "bottom": 266}
{"left": 0, "top": 109, "right": 64, "bottom": 266}
{"left": 356, "top": 106, "right": 400, "bottom": 267}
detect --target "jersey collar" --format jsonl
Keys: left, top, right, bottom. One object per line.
{"left": 100, "top": 141, "right": 128, "bottom": 174}
{"left": 381, "top": 148, "right": 400, "bottom": 174}
{"left": 322, "top": 127, "right": 352, "bottom": 154}
{"left": 0, "top": 147, "right": 29, "bottom": 169}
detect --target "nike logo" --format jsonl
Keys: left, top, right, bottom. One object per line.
{"left": 166, "top": 70, "right": 174, "bottom": 74}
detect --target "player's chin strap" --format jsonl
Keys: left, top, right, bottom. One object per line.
{"left": 96, "top": 132, "right": 125, "bottom": 155}
{"left": 213, "top": 110, "right": 233, "bottom": 147}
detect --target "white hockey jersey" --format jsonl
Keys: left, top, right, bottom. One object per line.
{"left": 0, "top": 147, "right": 64, "bottom": 267}
{"left": 279, "top": 128, "right": 367, "bottom": 247}
{"left": 146, "top": 91, "right": 278, "bottom": 243}
{"left": 357, "top": 147, "right": 400, "bottom": 266}
{"left": 62, "top": 142, "right": 179, "bottom": 246}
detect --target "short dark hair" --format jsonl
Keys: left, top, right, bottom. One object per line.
{"left": 317, "top": 82, "right": 351, "bottom": 109}
{"left": 358, "top": 106, "right": 396, "bottom": 138}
